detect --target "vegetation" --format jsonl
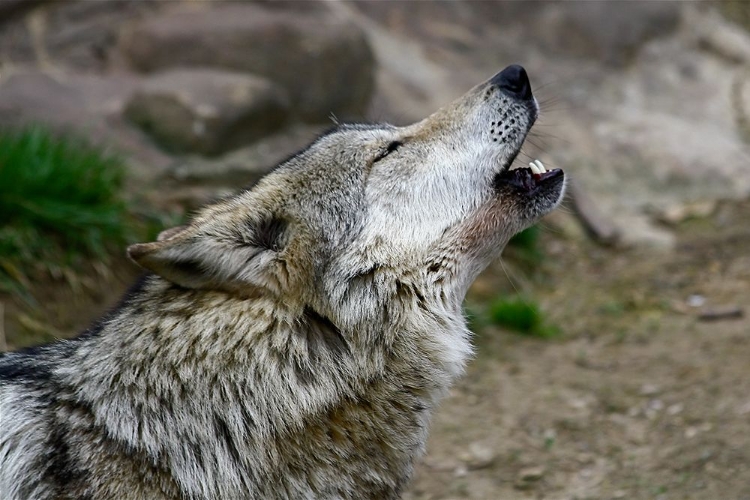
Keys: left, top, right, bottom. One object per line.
{"left": 487, "top": 294, "right": 559, "bottom": 338}
{"left": 0, "top": 126, "right": 132, "bottom": 297}
{"left": 506, "top": 224, "right": 544, "bottom": 268}
{"left": 508, "top": 224, "right": 540, "bottom": 252}
{"left": 466, "top": 224, "right": 559, "bottom": 339}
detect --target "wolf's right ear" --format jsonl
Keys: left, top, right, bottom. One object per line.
{"left": 156, "top": 225, "right": 188, "bottom": 241}
{"left": 127, "top": 218, "right": 287, "bottom": 295}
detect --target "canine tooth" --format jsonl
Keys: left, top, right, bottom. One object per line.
{"left": 534, "top": 160, "right": 546, "bottom": 173}
{"left": 529, "top": 162, "right": 541, "bottom": 175}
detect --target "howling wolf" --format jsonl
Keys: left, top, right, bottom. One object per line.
{"left": 0, "top": 65, "right": 565, "bottom": 499}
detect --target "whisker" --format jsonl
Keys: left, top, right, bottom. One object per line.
{"left": 538, "top": 96, "right": 565, "bottom": 106}
{"left": 528, "top": 131, "right": 571, "bottom": 147}
{"left": 498, "top": 258, "right": 524, "bottom": 297}
{"left": 526, "top": 134, "right": 558, "bottom": 149}
{"left": 523, "top": 137, "right": 547, "bottom": 152}
{"left": 541, "top": 106, "right": 583, "bottom": 114}
{"left": 535, "top": 220, "right": 567, "bottom": 236}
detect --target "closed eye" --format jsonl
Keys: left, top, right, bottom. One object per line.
{"left": 373, "top": 141, "right": 403, "bottom": 162}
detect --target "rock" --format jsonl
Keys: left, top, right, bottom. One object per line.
{"left": 693, "top": 8, "right": 750, "bottom": 64}
{"left": 515, "top": 466, "right": 545, "bottom": 489}
{"left": 667, "top": 403, "right": 684, "bottom": 416}
{"left": 0, "top": 0, "right": 161, "bottom": 70}
{"left": 560, "top": 25, "right": 750, "bottom": 249}
{"left": 656, "top": 200, "right": 716, "bottom": 225}
{"left": 124, "top": 69, "right": 289, "bottom": 156}
{"left": 639, "top": 383, "right": 660, "bottom": 396}
{"left": 698, "top": 306, "right": 744, "bottom": 322}
{"left": 44, "top": 1, "right": 161, "bottom": 70}
{"left": 537, "top": 2, "right": 682, "bottom": 66}
{"left": 0, "top": 70, "right": 172, "bottom": 179}
{"left": 458, "top": 442, "right": 496, "bottom": 470}
{"left": 119, "top": 4, "right": 375, "bottom": 122}
{"left": 0, "top": 71, "right": 83, "bottom": 127}
{"left": 328, "top": 1, "right": 459, "bottom": 125}
{"left": 687, "top": 295, "right": 707, "bottom": 308}
{"left": 0, "top": 0, "right": 45, "bottom": 25}
{"left": 584, "top": 101, "right": 749, "bottom": 249}
{"left": 165, "top": 124, "right": 325, "bottom": 189}
{"left": 453, "top": 464, "right": 468, "bottom": 478}
{"left": 518, "top": 466, "right": 545, "bottom": 481}
{"left": 567, "top": 178, "right": 621, "bottom": 246}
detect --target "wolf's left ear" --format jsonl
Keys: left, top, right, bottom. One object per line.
{"left": 127, "top": 218, "right": 287, "bottom": 295}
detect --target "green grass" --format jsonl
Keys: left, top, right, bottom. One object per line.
{"left": 0, "top": 126, "right": 132, "bottom": 296}
{"left": 506, "top": 224, "right": 545, "bottom": 269}
{"left": 487, "top": 295, "right": 559, "bottom": 338}
{"left": 508, "top": 224, "right": 540, "bottom": 252}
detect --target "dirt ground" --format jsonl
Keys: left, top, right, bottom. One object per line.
{"left": 406, "top": 200, "right": 750, "bottom": 500}
{"left": 3, "top": 200, "right": 750, "bottom": 500}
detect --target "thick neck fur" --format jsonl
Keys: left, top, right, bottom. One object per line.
{"left": 53, "top": 271, "right": 471, "bottom": 499}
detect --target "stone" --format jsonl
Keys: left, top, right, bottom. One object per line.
{"left": 0, "top": 0, "right": 161, "bottom": 71}
{"left": 515, "top": 466, "right": 545, "bottom": 490}
{"left": 41, "top": 1, "right": 160, "bottom": 70}
{"left": 698, "top": 306, "right": 744, "bottom": 322}
{"left": 518, "top": 466, "right": 545, "bottom": 481}
{"left": 458, "top": 442, "right": 496, "bottom": 470}
{"left": 0, "top": 0, "right": 44, "bottom": 25}
{"left": 124, "top": 69, "right": 289, "bottom": 156}
{"left": 589, "top": 108, "right": 750, "bottom": 245}
{"left": 0, "top": 71, "right": 83, "bottom": 126}
{"left": 693, "top": 7, "right": 750, "bottom": 64}
{"left": 657, "top": 201, "right": 717, "bottom": 225}
{"left": 328, "top": 0, "right": 458, "bottom": 125}
{"left": 536, "top": 2, "right": 681, "bottom": 66}
{"left": 159, "top": 123, "right": 326, "bottom": 210}
{"left": 567, "top": 178, "right": 621, "bottom": 246}
{"left": 165, "top": 124, "right": 325, "bottom": 188}
{"left": 0, "top": 70, "right": 172, "bottom": 179}
{"left": 119, "top": 4, "right": 375, "bottom": 122}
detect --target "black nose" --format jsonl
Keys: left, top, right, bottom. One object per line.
{"left": 490, "top": 64, "right": 532, "bottom": 100}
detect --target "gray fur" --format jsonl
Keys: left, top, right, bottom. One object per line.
{"left": 0, "top": 69, "right": 565, "bottom": 499}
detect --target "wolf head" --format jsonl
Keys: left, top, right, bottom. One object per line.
{"left": 128, "top": 65, "right": 564, "bottom": 321}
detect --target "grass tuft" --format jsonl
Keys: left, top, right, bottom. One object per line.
{"left": 0, "top": 126, "right": 131, "bottom": 295}
{"left": 487, "top": 295, "right": 559, "bottom": 338}
{"left": 506, "top": 224, "right": 545, "bottom": 269}
{"left": 509, "top": 224, "right": 540, "bottom": 252}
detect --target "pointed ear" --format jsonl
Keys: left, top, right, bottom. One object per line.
{"left": 127, "top": 217, "right": 288, "bottom": 295}
{"left": 156, "top": 225, "right": 188, "bottom": 241}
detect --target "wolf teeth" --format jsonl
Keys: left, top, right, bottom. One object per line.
{"left": 529, "top": 159, "right": 547, "bottom": 175}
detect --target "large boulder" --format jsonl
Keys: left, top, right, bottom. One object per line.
{"left": 0, "top": 70, "right": 172, "bottom": 178}
{"left": 351, "top": 1, "right": 681, "bottom": 68}
{"left": 119, "top": 4, "right": 375, "bottom": 122}
{"left": 534, "top": 2, "right": 682, "bottom": 67}
{"left": 124, "top": 69, "right": 289, "bottom": 156}
{"left": 0, "top": 1, "right": 161, "bottom": 71}
{"left": 0, "top": 0, "right": 44, "bottom": 25}
{"left": 161, "top": 124, "right": 326, "bottom": 209}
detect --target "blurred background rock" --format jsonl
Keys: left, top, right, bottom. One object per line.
{"left": 3, "top": 2, "right": 750, "bottom": 498}
{"left": 2, "top": 0, "right": 749, "bottom": 245}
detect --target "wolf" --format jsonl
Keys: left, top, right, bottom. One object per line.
{"left": 0, "top": 65, "right": 564, "bottom": 499}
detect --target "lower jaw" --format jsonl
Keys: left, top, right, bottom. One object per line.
{"left": 493, "top": 163, "right": 564, "bottom": 194}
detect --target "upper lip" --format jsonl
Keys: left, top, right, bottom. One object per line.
{"left": 495, "top": 101, "right": 538, "bottom": 174}
{"left": 503, "top": 148, "right": 522, "bottom": 172}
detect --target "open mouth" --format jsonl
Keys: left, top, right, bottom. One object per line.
{"left": 494, "top": 159, "right": 564, "bottom": 193}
